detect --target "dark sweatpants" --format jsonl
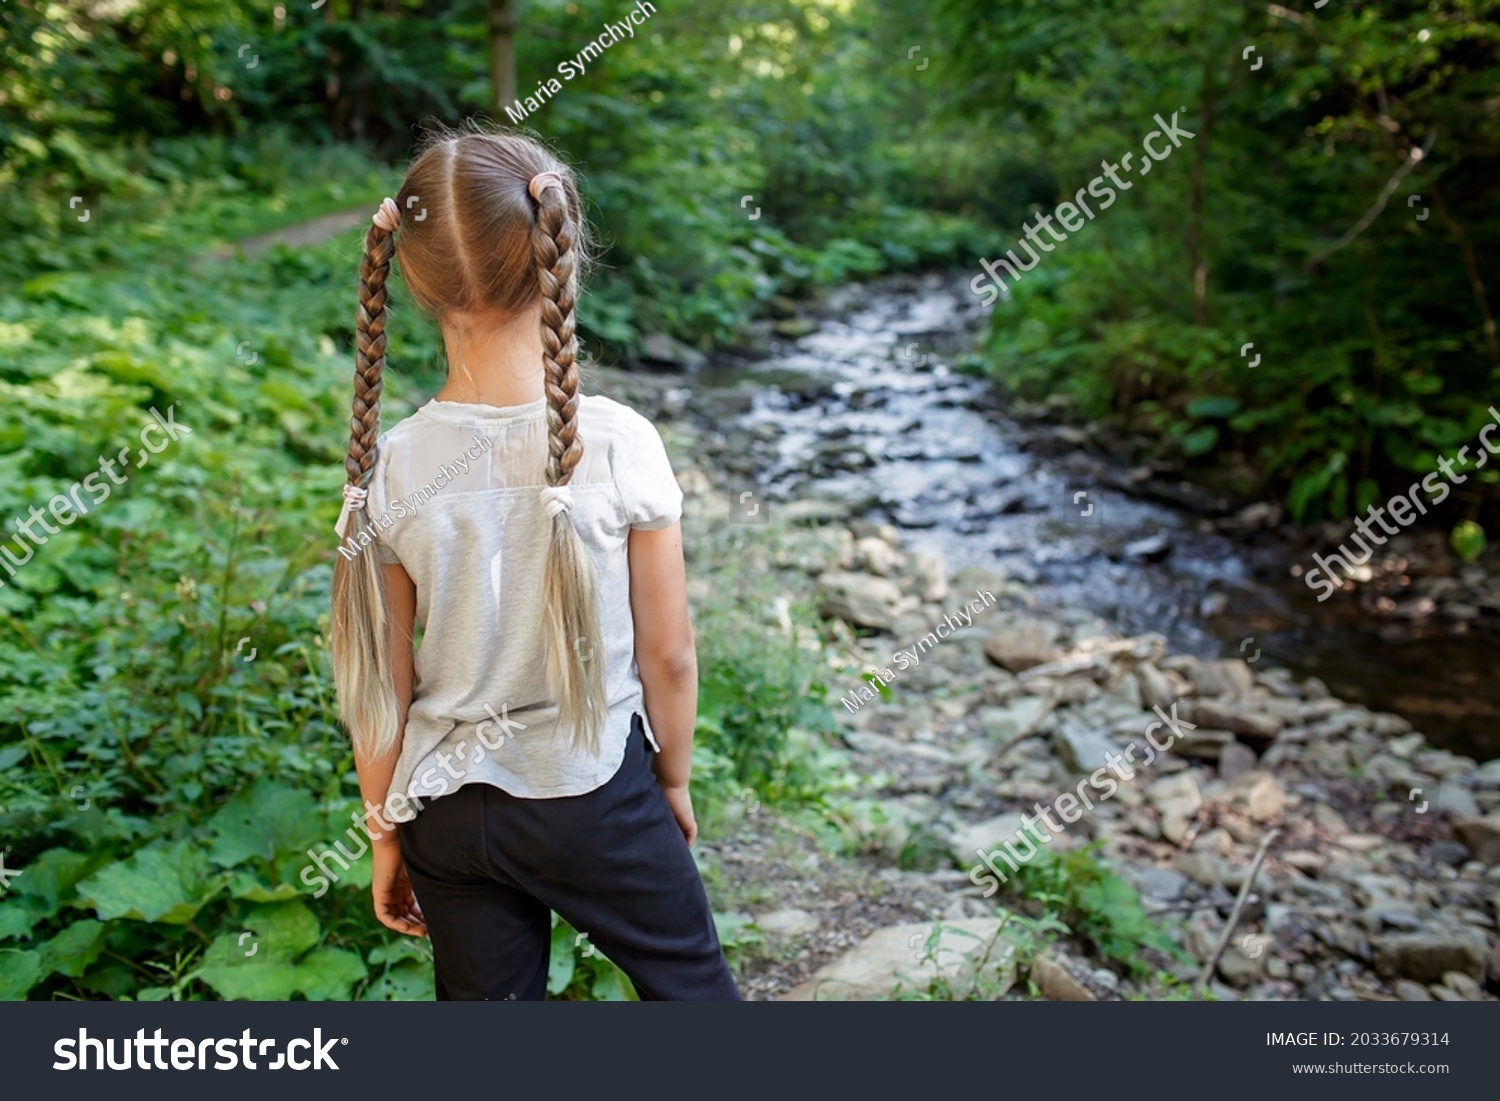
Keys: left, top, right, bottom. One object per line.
{"left": 399, "top": 713, "right": 741, "bottom": 1001}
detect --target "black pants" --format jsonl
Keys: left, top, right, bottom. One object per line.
{"left": 399, "top": 713, "right": 741, "bottom": 1001}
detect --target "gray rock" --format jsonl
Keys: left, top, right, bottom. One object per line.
{"left": 780, "top": 918, "right": 1017, "bottom": 1001}
{"left": 1361, "top": 902, "right": 1424, "bottom": 932}
{"left": 948, "top": 812, "right": 1069, "bottom": 869}
{"left": 983, "top": 623, "right": 1061, "bottom": 673}
{"left": 1453, "top": 815, "right": 1500, "bottom": 865}
{"left": 980, "top": 697, "right": 1053, "bottom": 743}
{"left": 1363, "top": 753, "right": 1426, "bottom": 794}
{"left": 1438, "top": 786, "right": 1481, "bottom": 818}
{"left": 1134, "top": 867, "right": 1191, "bottom": 902}
{"left": 1122, "top": 532, "right": 1173, "bottom": 562}
{"left": 1134, "top": 662, "right": 1177, "bottom": 712}
{"left": 639, "top": 331, "right": 707, "bottom": 369}
{"left": 1387, "top": 731, "right": 1427, "bottom": 758}
{"left": 1171, "top": 729, "right": 1235, "bottom": 760}
{"left": 909, "top": 552, "right": 949, "bottom": 603}
{"left": 1033, "top": 955, "right": 1096, "bottom": 1001}
{"left": 1372, "top": 713, "right": 1414, "bottom": 737}
{"left": 853, "top": 536, "right": 902, "bottom": 577}
{"left": 1217, "top": 770, "right": 1286, "bottom": 823}
{"left": 1176, "top": 852, "right": 1224, "bottom": 889}
{"left": 1439, "top": 970, "right": 1483, "bottom": 1001}
{"left": 1186, "top": 699, "right": 1283, "bottom": 742}
{"left": 1371, "top": 928, "right": 1488, "bottom": 984}
{"left": 1189, "top": 660, "right": 1256, "bottom": 699}
{"left": 1219, "top": 937, "right": 1269, "bottom": 987}
{"left": 1394, "top": 979, "right": 1433, "bottom": 1001}
{"left": 1219, "top": 742, "right": 1259, "bottom": 781}
{"left": 1052, "top": 722, "right": 1122, "bottom": 776}
{"left": 756, "top": 908, "right": 821, "bottom": 937}
{"left": 1149, "top": 773, "right": 1203, "bottom": 844}
{"left": 1427, "top": 840, "right": 1472, "bottom": 867}
{"left": 815, "top": 571, "right": 905, "bottom": 630}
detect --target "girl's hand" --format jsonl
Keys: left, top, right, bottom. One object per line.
{"left": 660, "top": 783, "right": 698, "bottom": 847}
{"left": 371, "top": 840, "right": 427, "bottom": 937}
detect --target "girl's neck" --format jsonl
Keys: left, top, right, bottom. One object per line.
{"left": 434, "top": 306, "right": 547, "bottom": 408}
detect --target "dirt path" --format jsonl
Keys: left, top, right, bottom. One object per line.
{"left": 213, "top": 206, "right": 372, "bottom": 261}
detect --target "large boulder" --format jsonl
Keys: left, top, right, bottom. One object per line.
{"left": 815, "top": 571, "right": 904, "bottom": 630}
{"left": 1452, "top": 815, "right": 1500, "bottom": 865}
{"left": 1371, "top": 928, "right": 1489, "bottom": 984}
{"left": 780, "top": 918, "right": 1017, "bottom": 1001}
{"left": 1186, "top": 699, "right": 1283, "bottom": 743}
{"left": 1188, "top": 659, "right": 1256, "bottom": 699}
{"left": 983, "top": 622, "right": 1061, "bottom": 673}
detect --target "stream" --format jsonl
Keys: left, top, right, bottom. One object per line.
{"left": 686, "top": 272, "right": 1499, "bottom": 762}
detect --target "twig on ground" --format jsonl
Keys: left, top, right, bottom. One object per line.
{"left": 1194, "top": 828, "right": 1280, "bottom": 996}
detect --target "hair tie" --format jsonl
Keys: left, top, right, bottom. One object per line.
{"left": 334, "top": 484, "right": 369, "bottom": 538}
{"left": 372, "top": 197, "right": 401, "bottom": 232}
{"left": 539, "top": 485, "right": 573, "bottom": 520}
{"left": 528, "top": 171, "right": 565, "bottom": 202}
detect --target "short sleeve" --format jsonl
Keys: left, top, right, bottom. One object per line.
{"left": 614, "top": 411, "right": 683, "bottom": 530}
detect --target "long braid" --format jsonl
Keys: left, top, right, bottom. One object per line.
{"left": 535, "top": 193, "right": 582, "bottom": 486}
{"left": 531, "top": 180, "right": 606, "bottom": 753}
{"left": 331, "top": 222, "right": 400, "bottom": 761}
{"left": 349, "top": 225, "right": 394, "bottom": 488}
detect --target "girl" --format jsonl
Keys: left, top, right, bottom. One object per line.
{"left": 329, "top": 127, "right": 740, "bottom": 1001}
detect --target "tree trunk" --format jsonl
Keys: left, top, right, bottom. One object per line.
{"left": 1187, "top": 54, "right": 1217, "bottom": 328}
{"left": 489, "top": 0, "right": 523, "bottom": 117}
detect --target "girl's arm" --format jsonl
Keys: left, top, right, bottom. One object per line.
{"left": 356, "top": 561, "right": 426, "bottom": 935}
{"left": 628, "top": 522, "right": 699, "bottom": 843}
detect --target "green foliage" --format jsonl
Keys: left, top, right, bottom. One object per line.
{"left": 942, "top": 0, "right": 1500, "bottom": 524}
{"left": 1451, "top": 519, "right": 1488, "bottom": 562}
{"left": 892, "top": 912, "right": 1069, "bottom": 1002}
{"left": 1002, "top": 841, "right": 1184, "bottom": 976}
{"left": 689, "top": 531, "right": 845, "bottom": 808}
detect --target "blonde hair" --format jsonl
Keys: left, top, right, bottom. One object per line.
{"left": 331, "top": 126, "right": 606, "bottom": 760}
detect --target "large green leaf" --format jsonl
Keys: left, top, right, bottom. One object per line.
{"left": 0, "top": 904, "right": 35, "bottom": 943}
{"left": 207, "top": 779, "right": 327, "bottom": 870}
{"left": 361, "top": 961, "right": 434, "bottom": 1002}
{"left": 76, "top": 840, "right": 220, "bottom": 924}
{"left": 0, "top": 948, "right": 42, "bottom": 999}
{"left": 36, "top": 919, "right": 107, "bottom": 978}
{"left": 9, "top": 848, "right": 104, "bottom": 919}
{"left": 193, "top": 901, "right": 364, "bottom": 1001}
{"left": 547, "top": 921, "right": 576, "bottom": 995}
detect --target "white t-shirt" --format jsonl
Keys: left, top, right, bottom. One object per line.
{"left": 341, "top": 394, "right": 682, "bottom": 814}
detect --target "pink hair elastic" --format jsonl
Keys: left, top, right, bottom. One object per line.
{"left": 372, "top": 197, "right": 401, "bottom": 232}
{"left": 528, "top": 171, "right": 565, "bottom": 201}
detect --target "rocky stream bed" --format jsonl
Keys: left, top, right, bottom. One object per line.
{"left": 593, "top": 272, "right": 1500, "bottom": 1002}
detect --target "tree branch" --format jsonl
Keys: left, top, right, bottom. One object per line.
{"left": 1301, "top": 131, "right": 1436, "bottom": 275}
{"left": 1194, "top": 828, "right": 1280, "bottom": 996}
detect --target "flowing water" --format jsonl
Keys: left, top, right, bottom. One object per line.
{"left": 693, "top": 272, "right": 1499, "bottom": 761}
